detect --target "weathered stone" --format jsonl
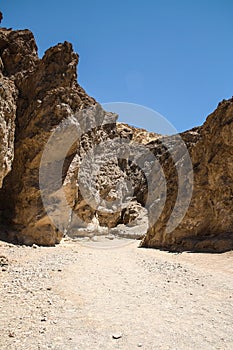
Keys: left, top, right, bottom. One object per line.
{"left": 0, "top": 28, "right": 95, "bottom": 245}
{"left": 0, "top": 28, "right": 145, "bottom": 246}
{"left": 0, "top": 26, "right": 232, "bottom": 252}
{"left": 141, "top": 98, "right": 233, "bottom": 252}
{"left": 0, "top": 74, "right": 17, "bottom": 187}
{"left": 0, "top": 30, "right": 19, "bottom": 187}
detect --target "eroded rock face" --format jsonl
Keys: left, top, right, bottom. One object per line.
{"left": 63, "top": 107, "right": 157, "bottom": 237}
{"left": 0, "top": 28, "right": 149, "bottom": 246}
{"left": 142, "top": 98, "right": 233, "bottom": 252}
{"left": 0, "top": 29, "right": 19, "bottom": 187}
{"left": 0, "top": 28, "right": 96, "bottom": 245}
{"left": 0, "top": 26, "right": 232, "bottom": 252}
{"left": 0, "top": 73, "right": 17, "bottom": 187}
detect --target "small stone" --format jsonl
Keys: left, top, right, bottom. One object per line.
{"left": 32, "top": 244, "right": 38, "bottom": 249}
{"left": 39, "top": 327, "right": 46, "bottom": 333}
{"left": 106, "top": 234, "right": 115, "bottom": 240}
{"left": 137, "top": 343, "right": 143, "bottom": 347}
{"left": 0, "top": 256, "right": 8, "bottom": 266}
{"left": 8, "top": 332, "right": 15, "bottom": 337}
{"left": 112, "top": 333, "right": 122, "bottom": 339}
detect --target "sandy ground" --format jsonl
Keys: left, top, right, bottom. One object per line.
{"left": 0, "top": 237, "right": 233, "bottom": 350}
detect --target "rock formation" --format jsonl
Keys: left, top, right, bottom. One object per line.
{"left": 142, "top": 99, "right": 233, "bottom": 252}
{"left": 0, "top": 28, "right": 96, "bottom": 245}
{"left": 0, "top": 26, "right": 232, "bottom": 252}
{"left": 0, "top": 27, "right": 150, "bottom": 245}
{"left": 0, "top": 61, "right": 17, "bottom": 187}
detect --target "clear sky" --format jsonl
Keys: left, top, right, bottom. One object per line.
{"left": 1, "top": 0, "right": 233, "bottom": 132}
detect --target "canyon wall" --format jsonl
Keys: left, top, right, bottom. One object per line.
{"left": 0, "top": 27, "right": 232, "bottom": 252}
{"left": 142, "top": 98, "right": 233, "bottom": 252}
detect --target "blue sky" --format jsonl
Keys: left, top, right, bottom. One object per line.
{"left": 1, "top": 0, "right": 233, "bottom": 132}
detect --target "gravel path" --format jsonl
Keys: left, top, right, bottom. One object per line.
{"left": 0, "top": 238, "right": 233, "bottom": 349}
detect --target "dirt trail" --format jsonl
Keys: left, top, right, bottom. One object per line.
{"left": 0, "top": 238, "right": 233, "bottom": 349}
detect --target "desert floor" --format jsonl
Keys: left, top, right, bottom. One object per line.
{"left": 1, "top": 237, "right": 233, "bottom": 350}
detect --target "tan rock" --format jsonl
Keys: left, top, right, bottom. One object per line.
{"left": 0, "top": 76, "right": 17, "bottom": 187}
{"left": 141, "top": 98, "right": 233, "bottom": 252}
{"left": 0, "top": 29, "right": 95, "bottom": 245}
{"left": 0, "top": 27, "right": 232, "bottom": 252}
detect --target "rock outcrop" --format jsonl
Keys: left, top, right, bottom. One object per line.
{"left": 0, "top": 68, "right": 17, "bottom": 187}
{"left": 0, "top": 26, "right": 232, "bottom": 252}
{"left": 0, "top": 28, "right": 96, "bottom": 245}
{"left": 142, "top": 98, "right": 233, "bottom": 252}
{"left": 0, "top": 28, "right": 149, "bottom": 245}
{"left": 64, "top": 117, "right": 158, "bottom": 236}
{"left": 0, "top": 29, "right": 21, "bottom": 187}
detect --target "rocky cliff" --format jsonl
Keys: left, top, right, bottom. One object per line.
{"left": 0, "top": 28, "right": 96, "bottom": 244}
{"left": 0, "top": 27, "right": 232, "bottom": 252}
{"left": 142, "top": 98, "right": 233, "bottom": 252}
{"left": 0, "top": 28, "right": 150, "bottom": 245}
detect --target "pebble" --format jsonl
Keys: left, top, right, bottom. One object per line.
{"left": 106, "top": 235, "right": 115, "bottom": 240}
{"left": 112, "top": 333, "right": 122, "bottom": 339}
{"left": 137, "top": 343, "right": 143, "bottom": 347}
{"left": 0, "top": 256, "right": 8, "bottom": 267}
